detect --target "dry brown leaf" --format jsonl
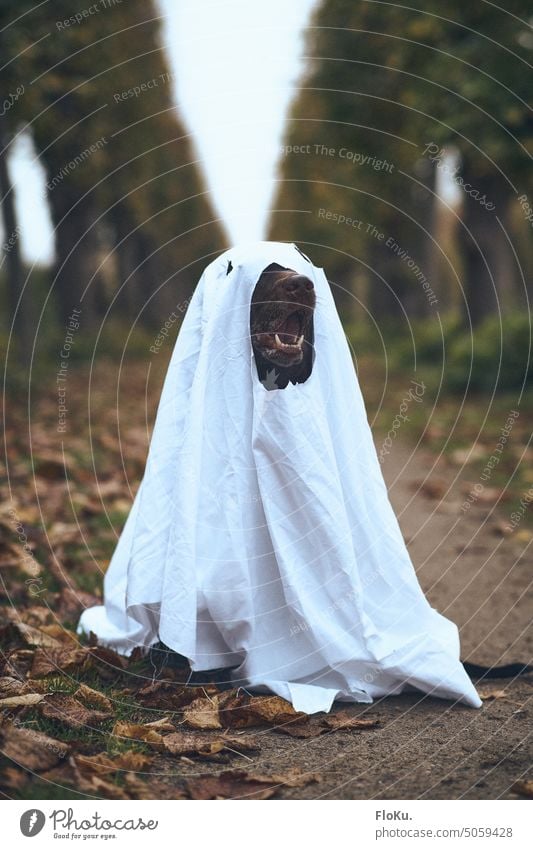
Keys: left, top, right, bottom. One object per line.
{"left": 136, "top": 680, "right": 217, "bottom": 710}
{"left": 0, "top": 677, "right": 28, "bottom": 698}
{"left": 75, "top": 683, "right": 114, "bottom": 712}
{"left": 478, "top": 689, "right": 508, "bottom": 701}
{"left": 75, "top": 751, "right": 153, "bottom": 775}
{"left": 183, "top": 696, "right": 222, "bottom": 730}
{"left": 275, "top": 711, "right": 379, "bottom": 738}
{"left": 186, "top": 770, "right": 279, "bottom": 800}
{"left": 220, "top": 692, "right": 308, "bottom": 729}
{"left": 0, "top": 723, "right": 69, "bottom": 771}
{"left": 320, "top": 712, "right": 380, "bottom": 732}
{"left": 30, "top": 646, "right": 89, "bottom": 678}
{"left": 1, "top": 649, "right": 35, "bottom": 679}
{"left": 40, "top": 694, "right": 112, "bottom": 728}
{"left": 112, "top": 721, "right": 165, "bottom": 748}
{"left": 39, "top": 624, "right": 80, "bottom": 645}
{"left": 0, "top": 765, "right": 29, "bottom": 790}
{"left": 8, "top": 606, "right": 51, "bottom": 627}
{"left": 0, "top": 692, "right": 45, "bottom": 709}
{"left": 268, "top": 767, "right": 321, "bottom": 787}
{"left": 186, "top": 768, "right": 319, "bottom": 800}
{"left": 162, "top": 731, "right": 260, "bottom": 759}
{"left": 11, "top": 622, "right": 63, "bottom": 648}
{"left": 122, "top": 772, "right": 187, "bottom": 800}
{"left": 144, "top": 716, "right": 176, "bottom": 731}
{"left": 511, "top": 779, "right": 533, "bottom": 798}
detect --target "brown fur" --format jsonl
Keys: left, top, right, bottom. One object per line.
{"left": 250, "top": 263, "right": 316, "bottom": 389}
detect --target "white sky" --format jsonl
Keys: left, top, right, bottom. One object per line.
{"left": 2, "top": 0, "right": 318, "bottom": 265}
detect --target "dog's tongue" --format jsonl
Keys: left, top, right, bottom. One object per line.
{"left": 278, "top": 313, "right": 300, "bottom": 343}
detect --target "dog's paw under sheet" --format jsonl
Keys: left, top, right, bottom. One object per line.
{"left": 78, "top": 242, "right": 481, "bottom": 714}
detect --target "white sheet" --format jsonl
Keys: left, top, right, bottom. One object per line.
{"left": 78, "top": 241, "right": 481, "bottom": 713}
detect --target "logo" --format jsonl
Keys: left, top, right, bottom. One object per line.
{"left": 20, "top": 810, "right": 46, "bottom": 837}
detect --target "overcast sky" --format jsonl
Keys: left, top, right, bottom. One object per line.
{"left": 3, "top": 0, "right": 318, "bottom": 265}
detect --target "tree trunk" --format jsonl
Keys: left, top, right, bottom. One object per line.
{"left": 457, "top": 162, "right": 516, "bottom": 327}
{"left": 0, "top": 124, "right": 33, "bottom": 367}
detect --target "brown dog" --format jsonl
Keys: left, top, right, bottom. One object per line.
{"left": 250, "top": 263, "right": 316, "bottom": 389}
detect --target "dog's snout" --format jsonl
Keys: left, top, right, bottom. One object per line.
{"left": 282, "top": 274, "right": 314, "bottom": 296}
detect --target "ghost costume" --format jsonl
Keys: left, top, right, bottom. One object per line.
{"left": 78, "top": 242, "right": 481, "bottom": 713}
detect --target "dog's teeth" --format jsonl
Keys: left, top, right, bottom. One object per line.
{"left": 275, "top": 333, "right": 282, "bottom": 347}
{"left": 297, "top": 335, "right": 304, "bottom": 347}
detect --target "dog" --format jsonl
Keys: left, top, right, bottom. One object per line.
{"left": 250, "top": 263, "right": 316, "bottom": 389}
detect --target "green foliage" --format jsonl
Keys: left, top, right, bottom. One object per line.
{"left": 445, "top": 312, "right": 532, "bottom": 393}
{"left": 269, "top": 1, "right": 533, "bottom": 330}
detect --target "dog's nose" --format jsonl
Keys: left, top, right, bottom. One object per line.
{"left": 282, "top": 274, "right": 314, "bottom": 296}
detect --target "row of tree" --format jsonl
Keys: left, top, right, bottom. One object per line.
{"left": 0, "top": 0, "right": 226, "bottom": 350}
{"left": 269, "top": 0, "right": 533, "bottom": 328}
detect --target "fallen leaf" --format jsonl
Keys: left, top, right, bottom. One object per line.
{"left": 74, "top": 751, "right": 153, "bottom": 775}
{"left": 274, "top": 710, "right": 379, "bottom": 738}
{"left": 186, "top": 768, "right": 319, "bottom": 800}
{"left": 478, "top": 689, "right": 508, "bottom": 701}
{"left": 186, "top": 770, "right": 279, "bottom": 800}
{"left": 0, "top": 677, "right": 28, "bottom": 698}
{"left": 39, "top": 624, "right": 80, "bottom": 645}
{"left": 30, "top": 646, "right": 89, "bottom": 678}
{"left": 320, "top": 712, "right": 380, "bottom": 732}
{"left": 183, "top": 696, "right": 222, "bottom": 730}
{"left": 162, "top": 731, "right": 260, "bottom": 759}
{"left": 75, "top": 683, "right": 114, "bottom": 712}
{"left": 40, "top": 694, "right": 112, "bottom": 728}
{"left": 136, "top": 680, "right": 217, "bottom": 710}
{"left": 220, "top": 692, "right": 307, "bottom": 729}
{"left": 511, "top": 779, "right": 533, "bottom": 798}
{"left": 144, "top": 716, "right": 176, "bottom": 731}
{"left": 1, "top": 649, "right": 35, "bottom": 678}
{"left": 112, "top": 721, "right": 164, "bottom": 748}
{"left": 0, "top": 723, "right": 69, "bottom": 771}
{"left": 0, "top": 692, "right": 45, "bottom": 709}
{"left": 11, "top": 622, "right": 63, "bottom": 648}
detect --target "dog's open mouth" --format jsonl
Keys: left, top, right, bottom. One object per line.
{"left": 253, "top": 310, "right": 306, "bottom": 361}
{"left": 250, "top": 264, "right": 316, "bottom": 387}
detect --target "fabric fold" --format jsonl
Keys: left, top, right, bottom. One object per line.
{"left": 78, "top": 241, "right": 481, "bottom": 712}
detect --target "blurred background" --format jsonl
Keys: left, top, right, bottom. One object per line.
{"left": 1, "top": 0, "right": 532, "bottom": 386}
{"left": 1, "top": 1, "right": 532, "bottom": 530}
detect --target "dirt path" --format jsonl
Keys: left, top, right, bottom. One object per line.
{"left": 220, "top": 439, "right": 532, "bottom": 800}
